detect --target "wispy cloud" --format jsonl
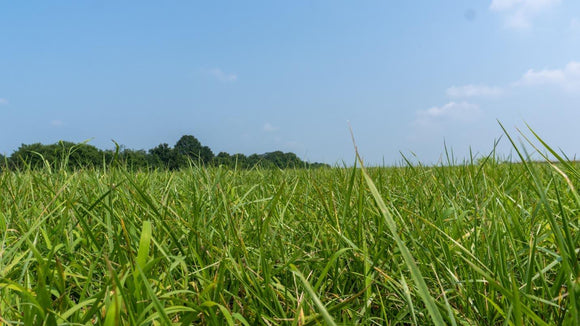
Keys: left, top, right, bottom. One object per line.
{"left": 415, "top": 102, "right": 481, "bottom": 126}
{"left": 570, "top": 18, "right": 580, "bottom": 33}
{"left": 514, "top": 61, "right": 580, "bottom": 91}
{"left": 446, "top": 84, "right": 503, "bottom": 98}
{"left": 0, "top": 98, "right": 8, "bottom": 105}
{"left": 208, "top": 68, "right": 238, "bottom": 82}
{"left": 464, "top": 9, "right": 477, "bottom": 22}
{"left": 490, "top": 0, "right": 561, "bottom": 29}
{"left": 50, "top": 120, "right": 64, "bottom": 127}
{"left": 263, "top": 122, "right": 279, "bottom": 132}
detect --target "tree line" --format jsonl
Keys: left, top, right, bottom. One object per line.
{"left": 0, "top": 135, "right": 329, "bottom": 171}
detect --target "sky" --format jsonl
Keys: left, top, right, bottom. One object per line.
{"left": 1, "top": 0, "right": 579, "bottom": 165}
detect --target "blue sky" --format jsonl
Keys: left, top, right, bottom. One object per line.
{"left": 1, "top": 1, "right": 579, "bottom": 165}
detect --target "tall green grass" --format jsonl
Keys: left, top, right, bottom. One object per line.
{"left": 0, "top": 130, "right": 578, "bottom": 325}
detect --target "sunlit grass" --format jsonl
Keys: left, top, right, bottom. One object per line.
{"left": 0, "top": 129, "right": 578, "bottom": 325}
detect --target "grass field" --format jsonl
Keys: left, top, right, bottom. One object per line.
{"left": 1, "top": 132, "right": 579, "bottom": 325}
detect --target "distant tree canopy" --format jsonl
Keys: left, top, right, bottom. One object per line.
{"left": 7, "top": 141, "right": 104, "bottom": 170}
{"left": 1, "top": 135, "right": 329, "bottom": 171}
{"left": 174, "top": 135, "right": 214, "bottom": 165}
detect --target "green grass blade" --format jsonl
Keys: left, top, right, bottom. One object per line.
{"left": 290, "top": 264, "right": 337, "bottom": 326}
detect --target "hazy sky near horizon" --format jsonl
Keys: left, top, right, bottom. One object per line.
{"left": 1, "top": 1, "right": 579, "bottom": 165}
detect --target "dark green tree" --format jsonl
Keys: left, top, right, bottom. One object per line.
{"left": 230, "top": 153, "right": 248, "bottom": 168}
{"left": 120, "top": 149, "right": 149, "bottom": 170}
{"left": 0, "top": 153, "right": 6, "bottom": 171}
{"left": 8, "top": 141, "right": 104, "bottom": 170}
{"left": 214, "top": 152, "right": 231, "bottom": 166}
{"left": 66, "top": 142, "right": 103, "bottom": 168}
{"left": 9, "top": 143, "right": 55, "bottom": 169}
{"left": 174, "top": 135, "right": 202, "bottom": 156}
{"left": 262, "top": 151, "right": 297, "bottom": 168}
{"left": 246, "top": 154, "right": 261, "bottom": 168}
{"left": 149, "top": 143, "right": 179, "bottom": 170}
{"left": 3, "top": 135, "right": 327, "bottom": 171}
{"left": 174, "top": 135, "right": 214, "bottom": 165}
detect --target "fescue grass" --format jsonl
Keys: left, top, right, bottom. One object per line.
{"left": 0, "top": 129, "right": 579, "bottom": 325}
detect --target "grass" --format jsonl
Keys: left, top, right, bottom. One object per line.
{"left": 0, "top": 130, "right": 579, "bottom": 325}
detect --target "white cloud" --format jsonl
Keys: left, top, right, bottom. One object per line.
{"left": 50, "top": 120, "right": 64, "bottom": 127}
{"left": 515, "top": 61, "right": 580, "bottom": 91}
{"left": 263, "top": 122, "right": 278, "bottom": 132}
{"left": 0, "top": 98, "right": 8, "bottom": 105}
{"left": 446, "top": 84, "right": 503, "bottom": 98}
{"left": 490, "top": 0, "right": 561, "bottom": 29}
{"left": 208, "top": 68, "right": 237, "bottom": 82}
{"left": 571, "top": 18, "right": 580, "bottom": 33}
{"left": 415, "top": 102, "right": 481, "bottom": 126}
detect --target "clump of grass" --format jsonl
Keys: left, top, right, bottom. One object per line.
{"left": 0, "top": 127, "right": 578, "bottom": 325}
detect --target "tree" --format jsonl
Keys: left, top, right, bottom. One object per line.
{"left": 2, "top": 134, "right": 327, "bottom": 171}
{"left": 149, "top": 143, "right": 179, "bottom": 170}
{"left": 120, "top": 149, "right": 149, "bottom": 170}
{"left": 199, "top": 145, "right": 214, "bottom": 164}
{"left": 8, "top": 141, "right": 105, "bottom": 170}
{"left": 0, "top": 153, "right": 5, "bottom": 171}
{"left": 174, "top": 135, "right": 214, "bottom": 165}
{"left": 66, "top": 142, "right": 103, "bottom": 168}
{"left": 9, "top": 143, "right": 54, "bottom": 169}
{"left": 231, "top": 153, "right": 248, "bottom": 168}
{"left": 247, "top": 154, "right": 261, "bottom": 168}
{"left": 174, "top": 135, "right": 202, "bottom": 156}
{"left": 214, "top": 152, "right": 231, "bottom": 166}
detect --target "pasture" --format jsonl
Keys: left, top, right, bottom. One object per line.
{"left": 0, "top": 137, "right": 579, "bottom": 325}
